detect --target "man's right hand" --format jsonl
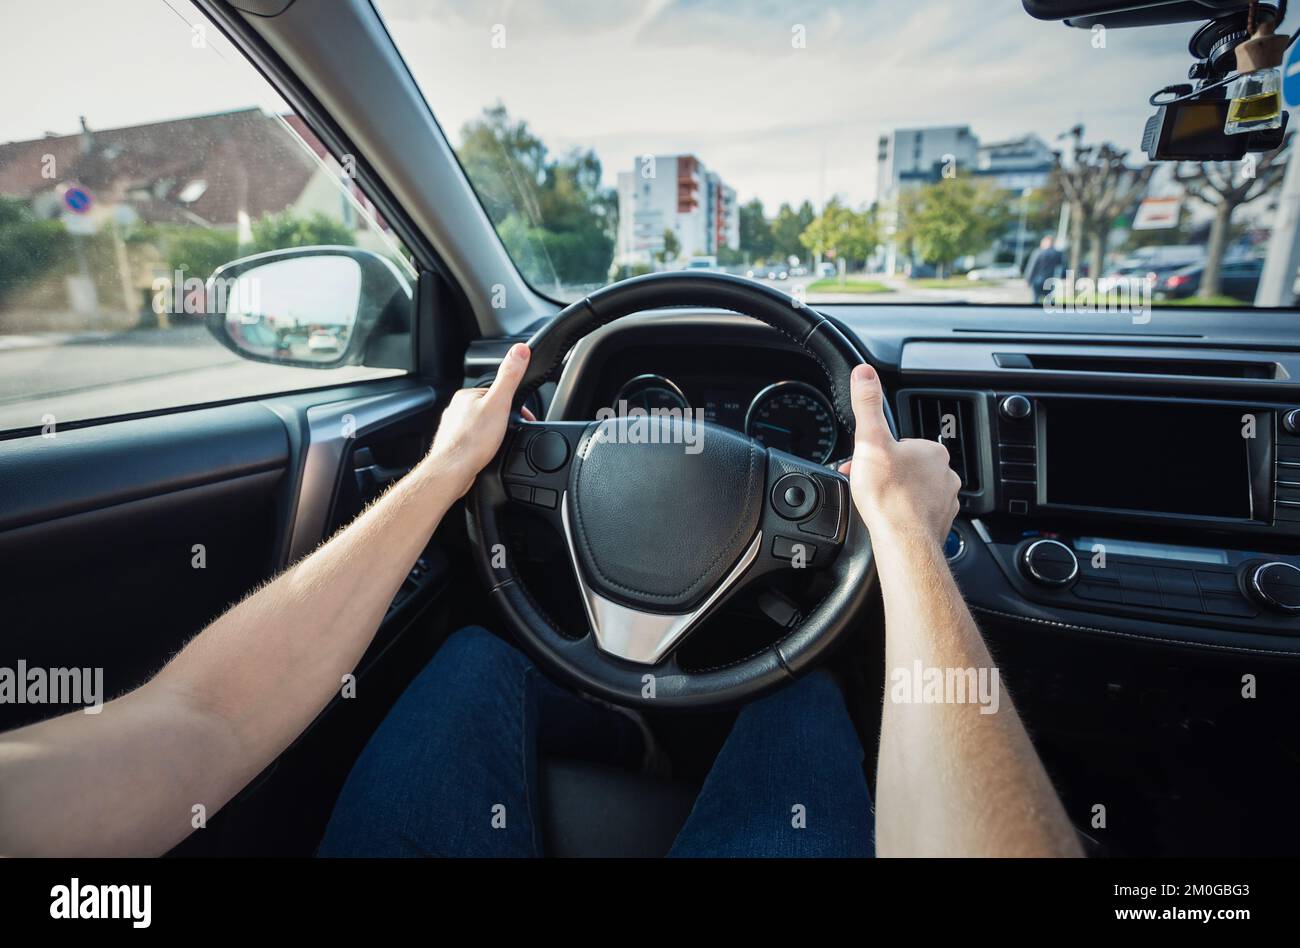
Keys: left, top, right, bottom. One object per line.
{"left": 838, "top": 363, "right": 961, "bottom": 550}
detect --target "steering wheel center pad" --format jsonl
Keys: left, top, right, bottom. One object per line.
{"left": 569, "top": 417, "right": 764, "bottom": 612}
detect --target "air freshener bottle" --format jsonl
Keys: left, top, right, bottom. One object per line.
{"left": 1225, "top": 17, "right": 1290, "bottom": 135}
{"left": 1226, "top": 65, "right": 1283, "bottom": 133}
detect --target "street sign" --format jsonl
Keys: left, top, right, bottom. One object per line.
{"left": 1283, "top": 40, "right": 1300, "bottom": 108}
{"left": 62, "top": 185, "right": 93, "bottom": 215}
{"left": 1133, "top": 196, "right": 1182, "bottom": 230}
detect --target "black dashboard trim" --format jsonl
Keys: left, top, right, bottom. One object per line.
{"left": 971, "top": 605, "right": 1300, "bottom": 659}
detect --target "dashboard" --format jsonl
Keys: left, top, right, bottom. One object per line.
{"left": 469, "top": 303, "right": 1300, "bottom": 659}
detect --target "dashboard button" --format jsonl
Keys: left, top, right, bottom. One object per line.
{"left": 943, "top": 529, "right": 965, "bottom": 562}
{"left": 1204, "top": 592, "right": 1256, "bottom": 617}
{"left": 1283, "top": 408, "right": 1300, "bottom": 437}
{"left": 1195, "top": 570, "right": 1238, "bottom": 594}
{"left": 1074, "top": 580, "right": 1123, "bottom": 603}
{"left": 532, "top": 487, "right": 558, "bottom": 509}
{"left": 1020, "top": 539, "right": 1078, "bottom": 586}
{"left": 508, "top": 483, "right": 533, "bottom": 503}
{"left": 1246, "top": 561, "right": 1300, "bottom": 614}
{"left": 999, "top": 394, "right": 1032, "bottom": 420}
{"left": 1121, "top": 586, "right": 1162, "bottom": 607}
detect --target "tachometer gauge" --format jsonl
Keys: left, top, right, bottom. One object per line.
{"left": 745, "top": 381, "right": 837, "bottom": 463}
{"left": 612, "top": 374, "right": 689, "bottom": 413}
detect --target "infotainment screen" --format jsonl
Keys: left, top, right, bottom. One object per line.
{"left": 1042, "top": 399, "right": 1255, "bottom": 520}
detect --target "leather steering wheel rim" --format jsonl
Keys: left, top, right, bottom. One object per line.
{"left": 466, "top": 271, "right": 893, "bottom": 710}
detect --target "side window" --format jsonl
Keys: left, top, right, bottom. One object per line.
{"left": 0, "top": 0, "right": 416, "bottom": 434}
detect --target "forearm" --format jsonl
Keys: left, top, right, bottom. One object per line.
{"left": 0, "top": 451, "right": 468, "bottom": 856}
{"left": 872, "top": 527, "right": 1082, "bottom": 857}
{"left": 157, "top": 450, "right": 468, "bottom": 763}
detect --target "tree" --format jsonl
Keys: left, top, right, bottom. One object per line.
{"left": 0, "top": 197, "right": 70, "bottom": 306}
{"left": 895, "top": 177, "right": 1007, "bottom": 277}
{"left": 456, "top": 103, "right": 616, "bottom": 290}
{"left": 771, "top": 200, "right": 816, "bottom": 262}
{"left": 1173, "top": 139, "right": 1291, "bottom": 297}
{"left": 1055, "top": 126, "right": 1155, "bottom": 279}
{"left": 738, "top": 198, "right": 774, "bottom": 261}
{"left": 658, "top": 228, "right": 680, "bottom": 264}
{"left": 251, "top": 210, "right": 355, "bottom": 252}
{"left": 799, "top": 198, "right": 878, "bottom": 270}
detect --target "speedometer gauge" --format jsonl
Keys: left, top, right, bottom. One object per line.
{"left": 612, "top": 373, "right": 689, "bottom": 413}
{"left": 745, "top": 381, "right": 837, "bottom": 464}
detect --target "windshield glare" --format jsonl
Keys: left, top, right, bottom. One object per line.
{"left": 377, "top": 1, "right": 1298, "bottom": 310}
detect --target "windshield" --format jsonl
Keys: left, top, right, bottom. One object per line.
{"left": 377, "top": 1, "right": 1298, "bottom": 310}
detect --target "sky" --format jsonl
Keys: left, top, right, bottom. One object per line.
{"left": 2, "top": 0, "right": 1197, "bottom": 210}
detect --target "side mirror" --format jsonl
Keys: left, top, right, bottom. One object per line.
{"left": 204, "top": 246, "right": 412, "bottom": 368}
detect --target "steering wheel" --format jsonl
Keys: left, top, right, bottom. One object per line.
{"left": 466, "top": 271, "right": 895, "bottom": 710}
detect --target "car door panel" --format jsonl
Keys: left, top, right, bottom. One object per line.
{"left": 0, "top": 378, "right": 448, "bottom": 739}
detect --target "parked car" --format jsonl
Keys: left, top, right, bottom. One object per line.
{"left": 967, "top": 264, "right": 1020, "bottom": 281}
{"left": 1157, "top": 258, "right": 1264, "bottom": 301}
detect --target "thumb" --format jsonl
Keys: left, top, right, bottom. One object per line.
{"left": 484, "top": 343, "right": 530, "bottom": 410}
{"left": 850, "top": 363, "right": 892, "bottom": 453}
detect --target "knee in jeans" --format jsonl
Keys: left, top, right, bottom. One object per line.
{"left": 420, "top": 626, "right": 531, "bottom": 700}
{"left": 748, "top": 667, "right": 844, "bottom": 716}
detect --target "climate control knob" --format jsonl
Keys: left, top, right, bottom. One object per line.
{"left": 1246, "top": 561, "right": 1300, "bottom": 614}
{"left": 1020, "top": 539, "right": 1078, "bottom": 587}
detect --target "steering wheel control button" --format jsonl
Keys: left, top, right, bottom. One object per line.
{"left": 527, "top": 430, "right": 569, "bottom": 473}
{"left": 798, "top": 474, "right": 843, "bottom": 539}
{"left": 1247, "top": 561, "right": 1300, "bottom": 614}
{"left": 772, "top": 472, "right": 818, "bottom": 520}
{"left": 506, "top": 434, "right": 537, "bottom": 477}
{"left": 772, "top": 536, "right": 817, "bottom": 563}
{"left": 1020, "top": 538, "right": 1079, "bottom": 587}
{"left": 999, "top": 394, "right": 1033, "bottom": 421}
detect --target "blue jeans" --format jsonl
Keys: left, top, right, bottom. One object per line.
{"left": 319, "top": 626, "right": 874, "bottom": 857}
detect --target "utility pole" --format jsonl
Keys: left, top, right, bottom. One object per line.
{"left": 1256, "top": 147, "right": 1300, "bottom": 305}
{"left": 1014, "top": 188, "right": 1031, "bottom": 272}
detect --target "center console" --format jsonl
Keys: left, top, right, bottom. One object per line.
{"left": 898, "top": 388, "right": 1300, "bottom": 638}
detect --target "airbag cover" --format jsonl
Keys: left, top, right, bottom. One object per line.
{"left": 568, "top": 418, "right": 763, "bottom": 612}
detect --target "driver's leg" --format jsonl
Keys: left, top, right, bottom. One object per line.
{"left": 318, "top": 625, "right": 643, "bottom": 857}
{"left": 667, "top": 669, "right": 874, "bottom": 857}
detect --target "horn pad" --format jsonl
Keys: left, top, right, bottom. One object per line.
{"left": 567, "top": 417, "right": 764, "bottom": 612}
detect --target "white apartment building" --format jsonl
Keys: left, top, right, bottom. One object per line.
{"left": 615, "top": 154, "right": 738, "bottom": 268}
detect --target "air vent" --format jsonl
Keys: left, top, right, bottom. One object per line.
{"left": 912, "top": 395, "right": 981, "bottom": 492}
{"left": 993, "top": 352, "right": 1280, "bottom": 379}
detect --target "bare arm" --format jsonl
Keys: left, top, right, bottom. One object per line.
{"left": 0, "top": 344, "right": 531, "bottom": 856}
{"left": 843, "top": 364, "right": 1082, "bottom": 857}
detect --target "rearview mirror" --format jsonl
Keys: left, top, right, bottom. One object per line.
{"left": 204, "top": 246, "right": 412, "bottom": 368}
